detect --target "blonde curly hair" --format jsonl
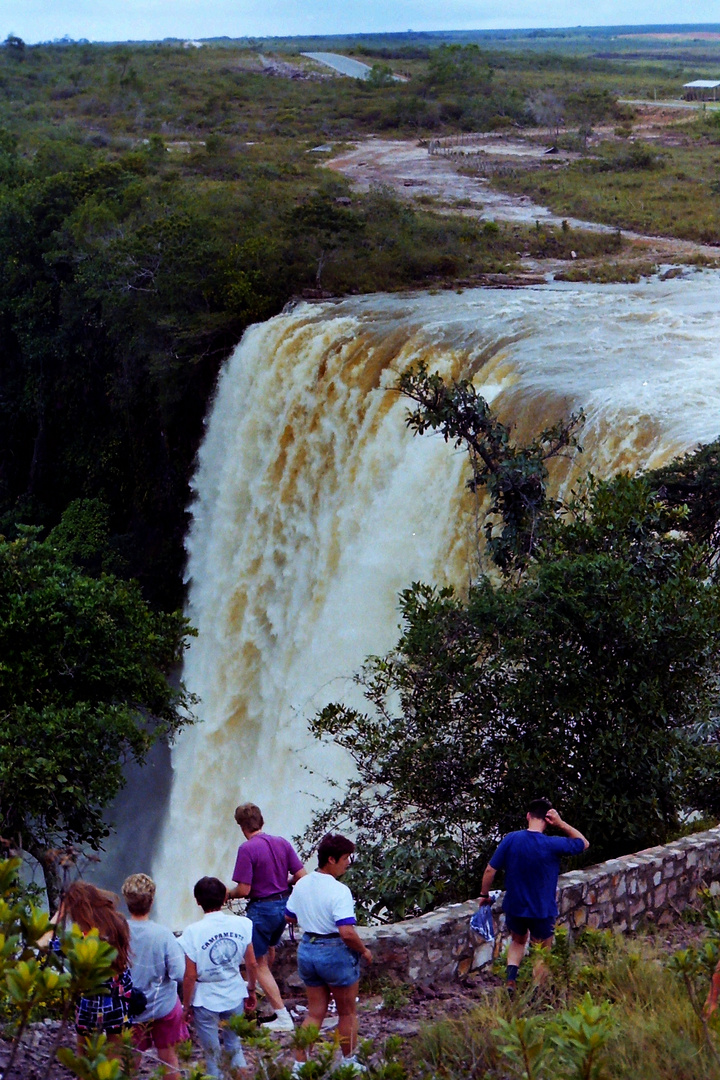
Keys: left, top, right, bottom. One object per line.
{"left": 121, "top": 872, "right": 156, "bottom": 916}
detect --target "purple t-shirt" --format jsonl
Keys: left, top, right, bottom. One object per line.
{"left": 232, "top": 833, "right": 304, "bottom": 899}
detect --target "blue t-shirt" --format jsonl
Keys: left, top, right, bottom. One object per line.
{"left": 489, "top": 830, "right": 585, "bottom": 918}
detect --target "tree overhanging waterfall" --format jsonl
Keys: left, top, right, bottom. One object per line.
{"left": 153, "top": 274, "right": 720, "bottom": 926}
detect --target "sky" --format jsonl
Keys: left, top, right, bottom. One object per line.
{"left": 2, "top": 0, "right": 720, "bottom": 45}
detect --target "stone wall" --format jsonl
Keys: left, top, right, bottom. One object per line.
{"left": 274, "top": 827, "right": 720, "bottom": 990}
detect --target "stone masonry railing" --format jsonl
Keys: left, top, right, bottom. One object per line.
{"left": 275, "top": 827, "right": 720, "bottom": 990}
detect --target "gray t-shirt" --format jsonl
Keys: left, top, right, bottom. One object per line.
{"left": 128, "top": 918, "right": 186, "bottom": 1022}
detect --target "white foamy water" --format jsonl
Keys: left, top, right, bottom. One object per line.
{"left": 153, "top": 273, "right": 720, "bottom": 926}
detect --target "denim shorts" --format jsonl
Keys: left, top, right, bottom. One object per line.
{"left": 297, "top": 937, "right": 360, "bottom": 989}
{"left": 246, "top": 898, "right": 288, "bottom": 959}
{"left": 504, "top": 912, "right": 556, "bottom": 942}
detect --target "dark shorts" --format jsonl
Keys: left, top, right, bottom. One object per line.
{"left": 505, "top": 912, "right": 556, "bottom": 942}
{"left": 132, "top": 999, "right": 189, "bottom": 1051}
{"left": 246, "top": 898, "right": 288, "bottom": 959}
{"left": 297, "top": 937, "right": 360, "bottom": 989}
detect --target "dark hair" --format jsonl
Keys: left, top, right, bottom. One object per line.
{"left": 62, "top": 881, "right": 130, "bottom": 973}
{"left": 317, "top": 833, "right": 355, "bottom": 868}
{"left": 234, "top": 803, "right": 264, "bottom": 832}
{"left": 193, "top": 876, "right": 227, "bottom": 912}
{"left": 528, "top": 797, "right": 553, "bottom": 821}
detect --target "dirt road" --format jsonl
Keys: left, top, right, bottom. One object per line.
{"left": 327, "top": 136, "right": 720, "bottom": 267}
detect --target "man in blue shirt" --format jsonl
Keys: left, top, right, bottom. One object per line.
{"left": 478, "top": 798, "right": 589, "bottom": 992}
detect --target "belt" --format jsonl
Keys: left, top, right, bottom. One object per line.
{"left": 304, "top": 932, "right": 341, "bottom": 940}
{"left": 248, "top": 891, "right": 290, "bottom": 902}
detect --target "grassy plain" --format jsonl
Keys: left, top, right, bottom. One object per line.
{"left": 491, "top": 118, "right": 720, "bottom": 242}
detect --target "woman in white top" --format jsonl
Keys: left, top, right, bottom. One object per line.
{"left": 285, "top": 834, "right": 372, "bottom": 1070}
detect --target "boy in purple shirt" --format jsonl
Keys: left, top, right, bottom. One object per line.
{"left": 227, "top": 803, "right": 306, "bottom": 1031}
{"left": 478, "top": 798, "right": 589, "bottom": 994}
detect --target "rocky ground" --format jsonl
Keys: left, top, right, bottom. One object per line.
{"left": 325, "top": 108, "right": 720, "bottom": 274}
{"left": 1, "top": 914, "right": 708, "bottom": 1079}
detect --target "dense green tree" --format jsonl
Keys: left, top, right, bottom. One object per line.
{"left": 366, "top": 63, "right": 396, "bottom": 88}
{"left": 647, "top": 439, "right": 720, "bottom": 552}
{"left": 3, "top": 35, "right": 25, "bottom": 60}
{"left": 427, "top": 45, "right": 492, "bottom": 93}
{"left": 0, "top": 528, "right": 195, "bottom": 907}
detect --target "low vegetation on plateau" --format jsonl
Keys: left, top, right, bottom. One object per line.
{"left": 492, "top": 116, "right": 720, "bottom": 243}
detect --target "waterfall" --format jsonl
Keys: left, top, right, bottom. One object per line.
{"left": 153, "top": 273, "right": 720, "bottom": 926}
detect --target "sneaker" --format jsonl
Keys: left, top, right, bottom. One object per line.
{"left": 506, "top": 980, "right": 517, "bottom": 998}
{"left": 340, "top": 1056, "right": 368, "bottom": 1075}
{"left": 261, "top": 1007, "right": 295, "bottom": 1032}
{"left": 291, "top": 1062, "right": 305, "bottom": 1077}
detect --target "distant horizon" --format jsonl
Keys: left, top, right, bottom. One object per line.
{"left": 17, "top": 22, "right": 720, "bottom": 46}
{"left": 4, "top": 1, "right": 720, "bottom": 49}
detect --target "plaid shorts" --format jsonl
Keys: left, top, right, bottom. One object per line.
{"left": 75, "top": 969, "right": 132, "bottom": 1035}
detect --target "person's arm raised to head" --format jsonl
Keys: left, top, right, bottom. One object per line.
{"left": 545, "top": 809, "right": 589, "bottom": 850}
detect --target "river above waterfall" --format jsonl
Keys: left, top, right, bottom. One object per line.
{"left": 152, "top": 272, "right": 720, "bottom": 926}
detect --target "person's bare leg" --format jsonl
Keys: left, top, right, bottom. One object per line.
{"left": 507, "top": 931, "right": 528, "bottom": 969}
{"left": 104, "top": 1034, "right": 126, "bottom": 1062}
{"left": 331, "top": 982, "right": 359, "bottom": 1058}
{"left": 505, "top": 930, "right": 528, "bottom": 992}
{"left": 256, "top": 953, "right": 285, "bottom": 1011}
{"left": 156, "top": 1045, "right": 181, "bottom": 1080}
{"left": 294, "top": 985, "right": 330, "bottom": 1063}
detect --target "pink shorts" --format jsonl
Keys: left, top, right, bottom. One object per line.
{"left": 132, "top": 999, "right": 188, "bottom": 1051}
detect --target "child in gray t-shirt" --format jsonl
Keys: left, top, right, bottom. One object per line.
{"left": 122, "top": 874, "right": 188, "bottom": 1080}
